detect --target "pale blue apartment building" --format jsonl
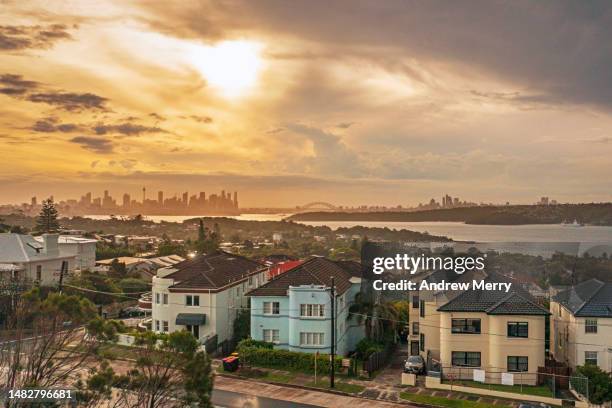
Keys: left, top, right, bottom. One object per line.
{"left": 247, "top": 257, "right": 365, "bottom": 355}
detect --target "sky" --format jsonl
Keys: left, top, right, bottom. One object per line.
{"left": 1, "top": 0, "right": 611, "bottom": 207}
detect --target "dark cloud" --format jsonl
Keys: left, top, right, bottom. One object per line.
{"left": 69, "top": 136, "right": 114, "bottom": 154}
{"left": 336, "top": 122, "right": 354, "bottom": 129}
{"left": 141, "top": 1, "right": 612, "bottom": 111}
{"left": 0, "top": 24, "right": 73, "bottom": 51}
{"left": 92, "top": 122, "right": 166, "bottom": 136}
{"left": 0, "top": 73, "right": 40, "bottom": 95}
{"left": 27, "top": 92, "right": 108, "bottom": 112}
{"left": 149, "top": 112, "right": 166, "bottom": 121}
{"left": 31, "top": 117, "right": 80, "bottom": 133}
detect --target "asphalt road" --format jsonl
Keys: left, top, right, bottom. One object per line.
{"left": 212, "top": 388, "right": 322, "bottom": 408}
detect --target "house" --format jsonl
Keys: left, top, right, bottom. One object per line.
{"left": 247, "top": 257, "right": 365, "bottom": 355}
{"left": 151, "top": 251, "right": 267, "bottom": 347}
{"left": 436, "top": 273, "right": 550, "bottom": 385}
{"left": 0, "top": 233, "right": 76, "bottom": 285}
{"left": 95, "top": 257, "right": 154, "bottom": 277}
{"left": 34, "top": 235, "right": 97, "bottom": 270}
{"left": 148, "top": 255, "right": 186, "bottom": 270}
{"left": 550, "top": 279, "right": 612, "bottom": 372}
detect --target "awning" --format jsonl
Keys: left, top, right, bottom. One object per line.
{"left": 176, "top": 313, "right": 206, "bottom": 326}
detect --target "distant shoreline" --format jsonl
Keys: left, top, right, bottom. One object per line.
{"left": 286, "top": 203, "right": 612, "bottom": 226}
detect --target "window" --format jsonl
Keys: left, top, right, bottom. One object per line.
{"left": 299, "top": 332, "right": 324, "bottom": 346}
{"left": 162, "top": 321, "right": 169, "bottom": 332}
{"left": 585, "top": 319, "right": 598, "bottom": 334}
{"left": 420, "top": 333, "right": 425, "bottom": 352}
{"left": 507, "top": 322, "right": 529, "bottom": 338}
{"left": 452, "top": 352, "right": 481, "bottom": 367}
{"left": 155, "top": 320, "right": 160, "bottom": 331}
{"left": 155, "top": 292, "right": 160, "bottom": 304}
{"left": 300, "top": 304, "right": 325, "bottom": 317}
{"left": 249, "top": 276, "right": 253, "bottom": 285}
{"left": 585, "top": 351, "right": 598, "bottom": 366}
{"left": 263, "top": 301, "right": 280, "bottom": 315}
{"left": 263, "top": 329, "right": 280, "bottom": 343}
{"left": 412, "top": 322, "right": 420, "bottom": 335}
{"left": 508, "top": 356, "right": 528, "bottom": 372}
{"left": 186, "top": 295, "right": 200, "bottom": 307}
{"left": 36, "top": 265, "right": 42, "bottom": 281}
{"left": 420, "top": 300, "right": 425, "bottom": 318}
{"left": 162, "top": 293, "right": 168, "bottom": 305}
{"left": 412, "top": 295, "right": 420, "bottom": 308}
{"left": 452, "top": 319, "right": 482, "bottom": 334}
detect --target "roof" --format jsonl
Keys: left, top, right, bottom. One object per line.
{"left": 553, "top": 279, "right": 612, "bottom": 317}
{"left": 0, "top": 233, "right": 74, "bottom": 263}
{"left": 438, "top": 272, "right": 549, "bottom": 316}
{"left": 247, "top": 257, "right": 357, "bottom": 297}
{"left": 149, "top": 255, "right": 186, "bottom": 268}
{"left": 34, "top": 235, "right": 97, "bottom": 244}
{"left": 164, "top": 251, "right": 264, "bottom": 291}
{"left": 96, "top": 257, "right": 152, "bottom": 266}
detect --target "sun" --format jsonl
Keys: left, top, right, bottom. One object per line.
{"left": 190, "top": 40, "right": 263, "bottom": 98}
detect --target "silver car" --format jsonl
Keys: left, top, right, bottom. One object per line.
{"left": 404, "top": 355, "right": 425, "bottom": 374}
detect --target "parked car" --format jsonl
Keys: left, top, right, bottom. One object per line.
{"left": 119, "top": 307, "right": 146, "bottom": 318}
{"left": 404, "top": 355, "right": 425, "bottom": 374}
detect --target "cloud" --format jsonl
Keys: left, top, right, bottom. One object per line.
{"left": 0, "top": 73, "right": 40, "bottom": 95}
{"left": 183, "top": 115, "right": 213, "bottom": 124}
{"left": 0, "top": 24, "right": 73, "bottom": 51}
{"left": 149, "top": 112, "right": 166, "bottom": 121}
{"left": 69, "top": 136, "right": 114, "bottom": 154}
{"left": 588, "top": 136, "right": 612, "bottom": 144}
{"left": 31, "top": 117, "right": 80, "bottom": 133}
{"left": 92, "top": 122, "right": 167, "bottom": 136}
{"left": 27, "top": 92, "right": 108, "bottom": 112}
{"left": 336, "top": 122, "right": 354, "bottom": 129}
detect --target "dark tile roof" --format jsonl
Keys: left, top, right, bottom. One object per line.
{"left": 333, "top": 260, "right": 362, "bottom": 278}
{"left": 165, "top": 251, "right": 264, "bottom": 290}
{"left": 247, "top": 257, "right": 356, "bottom": 297}
{"left": 553, "top": 279, "right": 612, "bottom": 317}
{"left": 438, "top": 272, "right": 549, "bottom": 316}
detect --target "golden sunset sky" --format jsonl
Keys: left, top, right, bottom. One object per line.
{"left": 1, "top": 0, "right": 611, "bottom": 207}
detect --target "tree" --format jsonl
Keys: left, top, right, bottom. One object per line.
{"left": 109, "top": 259, "right": 127, "bottom": 279}
{"left": 35, "top": 198, "right": 60, "bottom": 233}
{"left": 576, "top": 365, "right": 612, "bottom": 405}
{"left": 232, "top": 309, "right": 250, "bottom": 343}
{"left": 0, "top": 289, "right": 102, "bottom": 408}
{"left": 111, "top": 331, "right": 214, "bottom": 408}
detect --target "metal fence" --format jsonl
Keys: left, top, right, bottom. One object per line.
{"left": 434, "top": 366, "right": 587, "bottom": 400}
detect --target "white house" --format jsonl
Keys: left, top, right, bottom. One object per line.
{"left": 35, "top": 235, "right": 97, "bottom": 271}
{"left": 551, "top": 279, "right": 612, "bottom": 372}
{"left": 151, "top": 251, "right": 268, "bottom": 348}
{"left": 0, "top": 233, "right": 76, "bottom": 285}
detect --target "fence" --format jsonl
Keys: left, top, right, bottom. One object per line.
{"left": 435, "top": 366, "right": 587, "bottom": 400}
{"left": 363, "top": 343, "right": 396, "bottom": 377}
{"left": 569, "top": 373, "right": 590, "bottom": 403}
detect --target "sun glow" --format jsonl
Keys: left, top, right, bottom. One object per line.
{"left": 190, "top": 40, "right": 263, "bottom": 98}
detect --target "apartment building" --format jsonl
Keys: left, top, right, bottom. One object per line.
{"left": 550, "top": 279, "right": 612, "bottom": 372}
{"left": 151, "top": 251, "right": 267, "bottom": 347}
{"left": 410, "top": 271, "right": 548, "bottom": 385}
{"left": 0, "top": 233, "right": 77, "bottom": 285}
{"left": 247, "top": 257, "right": 365, "bottom": 355}
{"left": 34, "top": 235, "right": 97, "bottom": 270}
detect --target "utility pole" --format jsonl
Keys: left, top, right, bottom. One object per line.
{"left": 58, "top": 260, "right": 67, "bottom": 294}
{"left": 330, "top": 276, "right": 335, "bottom": 389}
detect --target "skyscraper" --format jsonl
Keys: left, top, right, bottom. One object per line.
{"left": 158, "top": 190, "right": 164, "bottom": 206}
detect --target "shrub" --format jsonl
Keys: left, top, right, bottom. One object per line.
{"left": 236, "top": 343, "right": 343, "bottom": 373}
{"left": 355, "top": 338, "right": 383, "bottom": 359}
{"left": 237, "top": 338, "right": 274, "bottom": 349}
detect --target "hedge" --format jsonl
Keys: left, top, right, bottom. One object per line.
{"left": 237, "top": 343, "right": 345, "bottom": 373}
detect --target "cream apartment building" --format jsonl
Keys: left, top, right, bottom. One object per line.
{"left": 551, "top": 279, "right": 612, "bottom": 372}
{"left": 151, "top": 251, "right": 268, "bottom": 348}
{"left": 410, "top": 271, "right": 548, "bottom": 385}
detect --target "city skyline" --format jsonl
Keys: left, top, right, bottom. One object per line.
{"left": 1, "top": 1, "right": 611, "bottom": 206}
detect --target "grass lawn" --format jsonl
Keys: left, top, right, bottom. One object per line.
{"left": 304, "top": 379, "right": 365, "bottom": 394}
{"left": 217, "top": 366, "right": 293, "bottom": 384}
{"left": 400, "top": 392, "right": 511, "bottom": 408}
{"left": 453, "top": 380, "right": 553, "bottom": 397}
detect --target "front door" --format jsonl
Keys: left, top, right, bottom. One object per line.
{"left": 410, "top": 341, "right": 420, "bottom": 356}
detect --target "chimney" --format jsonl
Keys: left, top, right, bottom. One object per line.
{"left": 43, "top": 233, "right": 60, "bottom": 256}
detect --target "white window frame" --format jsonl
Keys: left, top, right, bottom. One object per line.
{"left": 299, "top": 332, "right": 324, "bottom": 346}
{"left": 585, "top": 351, "right": 598, "bottom": 366}
{"left": 155, "top": 320, "right": 160, "bottom": 331}
{"left": 300, "top": 303, "right": 325, "bottom": 318}
{"left": 162, "top": 321, "right": 169, "bottom": 333}
{"left": 186, "top": 295, "right": 200, "bottom": 307}
{"left": 162, "top": 293, "right": 168, "bottom": 305}
{"left": 263, "top": 301, "right": 280, "bottom": 315}
{"left": 585, "top": 319, "right": 598, "bottom": 334}
{"left": 155, "top": 292, "right": 160, "bottom": 304}
{"left": 263, "top": 329, "right": 280, "bottom": 343}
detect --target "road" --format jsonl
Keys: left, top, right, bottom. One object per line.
{"left": 214, "top": 376, "right": 410, "bottom": 408}
{"left": 212, "top": 388, "right": 322, "bottom": 407}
